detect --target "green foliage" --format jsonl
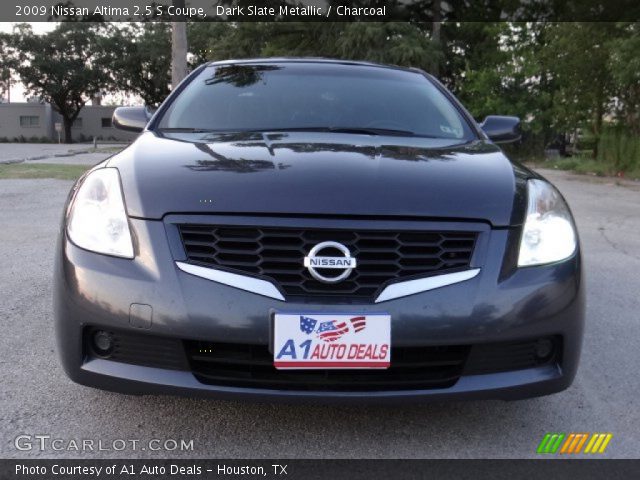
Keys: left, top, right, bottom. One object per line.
{"left": 607, "top": 22, "right": 640, "bottom": 135}
{"left": 0, "top": 163, "right": 88, "bottom": 180}
{"left": 107, "top": 23, "right": 172, "bottom": 106}
{"left": 188, "top": 22, "right": 440, "bottom": 72}
{"left": 187, "top": 22, "right": 228, "bottom": 65}
{"left": 0, "top": 135, "right": 52, "bottom": 143}
{"left": 1, "top": 20, "right": 639, "bottom": 173}
{"left": 4, "top": 23, "right": 116, "bottom": 143}
{"left": 0, "top": 64, "right": 11, "bottom": 101}
{"left": 597, "top": 127, "right": 640, "bottom": 173}
{"left": 541, "top": 23, "right": 617, "bottom": 142}
{"left": 542, "top": 157, "right": 609, "bottom": 176}
{"left": 541, "top": 155, "right": 640, "bottom": 179}
{"left": 535, "top": 129, "right": 640, "bottom": 179}
{"left": 190, "top": 23, "right": 270, "bottom": 61}
{"left": 443, "top": 22, "right": 639, "bottom": 162}
{"left": 334, "top": 23, "right": 440, "bottom": 69}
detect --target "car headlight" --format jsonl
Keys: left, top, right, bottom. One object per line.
{"left": 67, "top": 168, "right": 134, "bottom": 259}
{"left": 518, "top": 179, "right": 577, "bottom": 267}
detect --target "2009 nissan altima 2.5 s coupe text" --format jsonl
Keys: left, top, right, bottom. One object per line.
{"left": 54, "top": 59, "right": 584, "bottom": 402}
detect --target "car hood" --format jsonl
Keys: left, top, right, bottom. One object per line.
{"left": 108, "top": 131, "right": 529, "bottom": 226}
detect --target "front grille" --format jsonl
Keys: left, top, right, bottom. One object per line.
{"left": 82, "top": 328, "right": 560, "bottom": 392}
{"left": 186, "top": 342, "right": 469, "bottom": 391}
{"left": 185, "top": 337, "right": 559, "bottom": 392}
{"left": 178, "top": 225, "right": 477, "bottom": 299}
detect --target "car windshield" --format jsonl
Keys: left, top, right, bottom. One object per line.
{"left": 156, "top": 63, "right": 475, "bottom": 140}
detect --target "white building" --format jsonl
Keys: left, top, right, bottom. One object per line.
{"left": 0, "top": 102, "right": 137, "bottom": 142}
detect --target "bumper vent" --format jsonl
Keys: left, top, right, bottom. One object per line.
{"left": 82, "top": 328, "right": 561, "bottom": 393}
{"left": 185, "top": 342, "right": 469, "bottom": 391}
{"left": 84, "top": 327, "right": 188, "bottom": 371}
{"left": 464, "top": 336, "right": 561, "bottom": 375}
{"left": 177, "top": 225, "right": 477, "bottom": 300}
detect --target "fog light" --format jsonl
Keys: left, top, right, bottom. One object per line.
{"left": 534, "top": 338, "right": 554, "bottom": 360}
{"left": 92, "top": 330, "right": 114, "bottom": 357}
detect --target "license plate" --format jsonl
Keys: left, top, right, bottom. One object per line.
{"left": 273, "top": 312, "right": 391, "bottom": 369}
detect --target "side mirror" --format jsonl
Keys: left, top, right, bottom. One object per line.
{"left": 112, "top": 106, "right": 153, "bottom": 133}
{"left": 480, "top": 115, "right": 521, "bottom": 143}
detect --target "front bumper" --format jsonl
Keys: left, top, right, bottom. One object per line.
{"left": 54, "top": 217, "right": 585, "bottom": 403}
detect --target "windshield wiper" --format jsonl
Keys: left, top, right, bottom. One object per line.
{"left": 248, "top": 126, "right": 418, "bottom": 137}
{"left": 327, "top": 127, "right": 418, "bottom": 136}
{"left": 158, "top": 126, "right": 441, "bottom": 138}
{"left": 157, "top": 128, "right": 216, "bottom": 133}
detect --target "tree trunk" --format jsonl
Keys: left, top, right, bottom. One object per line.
{"left": 431, "top": 1, "right": 441, "bottom": 76}
{"left": 63, "top": 116, "right": 73, "bottom": 144}
{"left": 171, "top": 1, "right": 188, "bottom": 89}
{"left": 171, "top": 22, "right": 188, "bottom": 88}
{"left": 592, "top": 88, "right": 605, "bottom": 159}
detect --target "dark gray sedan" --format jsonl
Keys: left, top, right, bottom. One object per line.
{"left": 54, "top": 59, "right": 584, "bottom": 402}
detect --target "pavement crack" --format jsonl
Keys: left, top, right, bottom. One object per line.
{"left": 598, "top": 227, "right": 640, "bottom": 261}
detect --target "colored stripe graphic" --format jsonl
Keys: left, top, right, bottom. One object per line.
{"left": 574, "top": 433, "right": 590, "bottom": 453}
{"left": 536, "top": 434, "right": 552, "bottom": 453}
{"left": 538, "top": 433, "right": 613, "bottom": 454}
{"left": 537, "top": 433, "right": 565, "bottom": 454}
{"left": 560, "top": 434, "right": 575, "bottom": 454}
{"left": 560, "top": 433, "right": 589, "bottom": 454}
{"left": 584, "top": 433, "right": 613, "bottom": 454}
{"left": 350, "top": 316, "right": 367, "bottom": 332}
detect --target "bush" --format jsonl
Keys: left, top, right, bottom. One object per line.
{"left": 26, "top": 135, "right": 53, "bottom": 143}
{"left": 502, "top": 131, "right": 547, "bottom": 162}
{"left": 0, "top": 135, "right": 53, "bottom": 143}
{"left": 597, "top": 128, "right": 640, "bottom": 174}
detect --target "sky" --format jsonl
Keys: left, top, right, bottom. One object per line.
{"left": 0, "top": 22, "right": 57, "bottom": 34}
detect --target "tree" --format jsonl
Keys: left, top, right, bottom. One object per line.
{"left": 335, "top": 23, "right": 440, "bottom": 70}
{"left": 608, "top": 22, "right": 640, "bottom": 135}
{"left": 541, "top": 22, "right": 618, "bottom": 157}
{"left": 0, "top": 64, "right": 12, "bottom": 103}
{"left": 189, "top": 22, "right": 440, "bottom": 74}
{"left": 191, "top": 22, "right": 272, "bottom": 61}
{"left": 107, "top": 23, "right": 172, "bottom": 106}
{"left": 449, "top": 23, "right": 558, "bottom": 156}
{"left": 0, "top": 33, "right": 17, "bottom": 102}
{"left": 5, "top": 23, "right": 114, "bottom": 143}
{"left": 431, "top": 0, "right": 442, "bottom": 75}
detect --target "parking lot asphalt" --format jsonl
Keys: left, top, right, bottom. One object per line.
{"left": 0, "top": 168, "right": 638, "bottom": 459}
{"left": 0, "top": 143, "right": 126, "bottom": 165}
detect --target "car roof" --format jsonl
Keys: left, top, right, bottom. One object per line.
{"left": 205, "top": 57, "right": 424, "bottom": 75}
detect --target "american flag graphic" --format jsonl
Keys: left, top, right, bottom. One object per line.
{"left": 350, "top": 316, "right": 367, "bottom": 332}
{"left": 317, "top": 320, "right": 350, "bottom": 342}
{"left": 299, "top": 316, "right": 317, "bottom": 334}
{"left": 298, "top": 315, "right": 368, "bottom": 342}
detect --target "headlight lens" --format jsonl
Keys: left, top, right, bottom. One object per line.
{"left": 67, "top": 168, "right": 134, "bottom": 258}
{"left": 518, "top": 179, "right": 576, "bottom": 267}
